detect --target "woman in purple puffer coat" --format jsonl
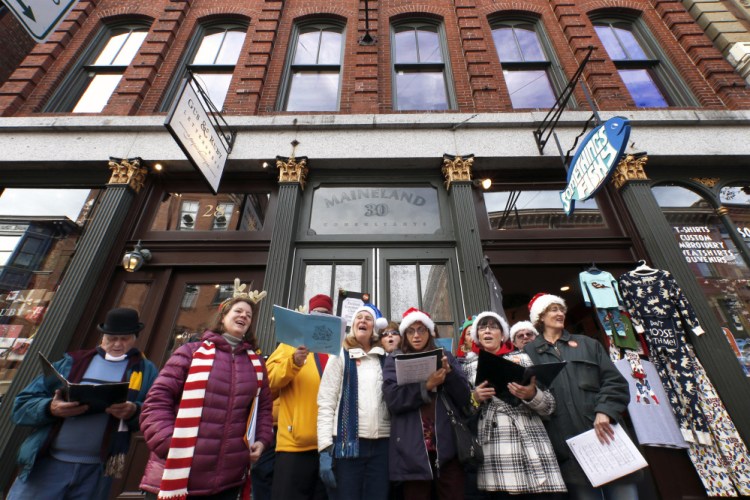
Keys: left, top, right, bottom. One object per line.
{"left": 139, "top": 294, "right": 273, "bottom": 499}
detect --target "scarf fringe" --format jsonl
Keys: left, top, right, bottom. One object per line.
{"left": 104, "top": 453, "right": 126, "bottom": 478}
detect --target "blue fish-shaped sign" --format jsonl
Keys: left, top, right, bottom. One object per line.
{"left": 560, "top": 116, "right": 631, "bottom": 216}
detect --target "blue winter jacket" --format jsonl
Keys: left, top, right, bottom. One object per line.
{"left": 382, "top": 351, "right": 471, "bottom": 481}
{"left": 12, "top": 348, "right": 157, "bottom": 481}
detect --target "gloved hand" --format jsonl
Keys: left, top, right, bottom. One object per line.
{"left": 319, "top": 447, "right": 336, "bottom": 490}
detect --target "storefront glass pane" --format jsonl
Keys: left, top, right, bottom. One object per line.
{"left": 302, "top": 263, "right": 362, "bottom": 310}
{"left": 0, "top": 188, "right": 96, "bottom": 401}
{"left": 653, "top": 184, "right": 750, "bottom": 376}
{"left": 151, "top": 193, "right": 270, "bottom": 232}
{"left": 484, "top": 189, "right": 605, "bottom": 229}
{"left": 310, "top": 185, "right": 441, "bottom": 235}
{"left": 389, "top": 262, "right": 454, "bottom": 338}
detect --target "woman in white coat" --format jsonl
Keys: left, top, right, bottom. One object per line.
{"left": 317, "top": 303, "right": 390, "bottom": 500}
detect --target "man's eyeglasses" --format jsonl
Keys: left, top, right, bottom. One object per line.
{"left": 380, "top": 330, "right": 400, "bottom": 338}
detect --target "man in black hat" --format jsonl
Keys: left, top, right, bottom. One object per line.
{"left": 7, "top": 308, "right": 158, "bottom": 500}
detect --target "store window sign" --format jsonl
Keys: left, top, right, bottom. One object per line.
{"left": 310, "top": 186, "right": 440, "bottom": 235}
{"left": 673, "top": 225, "right": 739, "bottom": 265}
{"left": 560, "top": 117, "right": 631, "bottom": 216}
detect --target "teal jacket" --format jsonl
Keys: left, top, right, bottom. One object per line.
{"left": 12, "top": 348, "right": 157, "bottom": 481}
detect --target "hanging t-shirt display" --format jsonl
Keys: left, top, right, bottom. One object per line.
{"left": 579, "top": 269, "right": 640, "bottom": 351}
{"left": 619, "top": 267, "right": 750, "bottom": 497}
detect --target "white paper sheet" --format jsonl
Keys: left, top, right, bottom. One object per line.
{"left": 566, "top": 424, "right": 648, "bottom": 487}
{"left": 394, "top": 349, "right": 442, "bottom": 385}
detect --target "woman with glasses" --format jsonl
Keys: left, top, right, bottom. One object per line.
{"left": 468, "top": 313, "right": 566, "bottom": 498}
{"left": 379, "top": 321, "right": 402, "bottom": 354}
{"left": 382, "top": 307, "right": 471, "bottom": 500}
{"left": 524, "top": 293, "right": 634, "bottom": 500}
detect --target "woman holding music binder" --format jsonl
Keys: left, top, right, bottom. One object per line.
{"left": 316, "top": 302, "right": 391, "bottom": 500}
{"left": 524, "top": 293, "right": 635, "bottom": 500}
{"left": 139, "top": 284, "right": 273, "bottom": 499}
{"left": 467, "top": 312, "right": 567, "bottom": 497}
{"left": 382, "top": 307, "right": 472, "bottom": 500}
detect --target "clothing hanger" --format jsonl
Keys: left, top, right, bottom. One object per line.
{"left": 587, "top": 262, "right": 601, "bottom": 273}
{"left": 633, "top": 260, "right": 657, "bottom": 275}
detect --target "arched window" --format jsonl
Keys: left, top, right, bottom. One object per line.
{"left": 391, "top": 20, "right": 454, "bottom": 111}
{"left": 46, "top": 22, "right": 149, "bottom": 112}
{"left": 592, "top": 16, "right": 696, "bottom": 108}
{"left": 161, "top": 22, "right": 247, "bottom": 111}
{"left": 491, "top": 18, "right": 564, "bottom": 109}
{"left": 280, "top": 21, "right": 344, "bottom": 111}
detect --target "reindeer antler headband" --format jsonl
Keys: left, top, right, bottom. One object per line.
{"left": 220, "top": 278, "right": 267, "bottom": 312}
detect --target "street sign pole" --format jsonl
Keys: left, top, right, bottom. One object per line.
{"left": 5, "top": 0, "right": 80, "bottom": 43}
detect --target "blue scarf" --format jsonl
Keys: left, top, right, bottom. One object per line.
{"left": 334, "top": 350, "right": 359, "bottom": 458}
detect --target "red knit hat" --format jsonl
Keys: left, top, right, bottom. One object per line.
{"left": 308, "top": 294, "right": 333, "bottom": 313}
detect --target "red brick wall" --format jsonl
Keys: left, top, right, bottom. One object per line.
{"left": 0, "top": 10, "right": 36, "bottom": 86}
{"left": 1, "top": 0, "right": 749, "bottom": 117}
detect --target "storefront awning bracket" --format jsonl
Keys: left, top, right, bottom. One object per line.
{"left": 533, "top": 46, "right": 596, "bottom": 157}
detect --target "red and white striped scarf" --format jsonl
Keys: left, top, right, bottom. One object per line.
{"left": 158, "top": 340, "right": 264, "bottom": 500}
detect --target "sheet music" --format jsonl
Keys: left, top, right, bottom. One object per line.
{"left": 566, "top": 424, "right": 648, "bottom": 487}
{"left": 394, "top": 349, "right": 442, "bottom": 385}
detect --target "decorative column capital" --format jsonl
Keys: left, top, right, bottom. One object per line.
{"left": 442, "top": 154, "right": 474, "bottom": 190}
{"left": 107, "top": 157, "right": 148, "bottom": 193}
{"left": 691, "top": 177, "right": 720, "bottom": 188}
{"left": 276, "top": 155, "right": 309, "bottom": 190}
{"left": 612, "top": 153, "right": 649, "bottom": 190}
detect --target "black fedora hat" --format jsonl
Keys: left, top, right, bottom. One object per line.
{"left": 98, "top": 308, "right": 144, "bottom": 336}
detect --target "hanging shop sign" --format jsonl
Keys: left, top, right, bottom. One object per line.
{"left": 4, "top": 0, "right": 79, "bottom": 43}
{"left": 560, "top": 116, "right": 631, "bottom": 216}
{"left": 165, "top": 77, "right": 233, "bottom": 194}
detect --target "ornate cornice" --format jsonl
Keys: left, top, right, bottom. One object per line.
{"left": 442, "top": 154, "right": 474, "bottom": 190}
{"left": 276, "top": 155, "right": 309, "bottom": 190}
{"left": 612, "top": 153, "right": 649, "bottom": 190}
{"left": 107, "top": 157, "right": 147, "bottom": 193}
{"left": 691, "top": 177, "right": 720, "bottom": 188}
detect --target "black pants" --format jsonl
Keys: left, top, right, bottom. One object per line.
{"left": 144, "top": 486, "right": 241, "bottom": 500}
{"left": 271, "top": 450, "right": 327, "bottom": 500}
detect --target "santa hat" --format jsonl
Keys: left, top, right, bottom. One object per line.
{"left": 509, "top": 321, "right": 539, "bottom": 343}
{"left": 352, "top": 303, "right": 388, "bottom": 332}
{"left": 308, "top": 294, "right": 333, "bottom": 313}
{"left": 457, "top": 315, "right": 479, "bottom": 357}
{"left": 470, "top": 311, "right": 510, "bottom": 344}
{"left": 398, "top": 307, "right": 435, "bottom": 337}
{"left": 528, "top": 293, "right": 566, "bottom": 324}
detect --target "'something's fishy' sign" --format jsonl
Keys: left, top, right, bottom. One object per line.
{"left": 165, "top": 79, "right": 229, "bottom": 194}
{"left": 560, "top": 117, "right": 631, "bottom": 216}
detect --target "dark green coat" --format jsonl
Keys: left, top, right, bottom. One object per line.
{"left": 525, "top": 331, "right": 630, "bottom": 486}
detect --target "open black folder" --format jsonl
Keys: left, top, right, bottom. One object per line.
{"left": 39, "top": 353, "right": 129, "bottom": 415}
{"left": 475, "top": 350, "right": 566, "bottom": 395}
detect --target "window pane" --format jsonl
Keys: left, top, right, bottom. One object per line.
{"left": 335, "top": 265, "right": 362, "bottom": 296}
{"left": 394, "top": 30, "right": 418, "bottom": 64}
{"left": 390, "top": 264, "right": 418, "bottom": 321}
{"left": 396, "top": 71, "right": 449, "bottom": 110}
{"left": 72, "top": 74, "right": 123, "bottom": 113}
{"left": 514, "top": 26, "right": 546, "bottom": 62}
{"left": 503, "top": 69, "right": 557, "bottom": 109}
{"left": 193, "top": 31, "right": 225, "bottom": 65}
{"left": 594, "top": 25, "right": 627, "bottom": 60}
{"left": 286, "top": 72, "right": 339, "bottom": 111}
{"left": 612, "top": 26, "right": 647, "bottom": 60}
{"left": 417, "top": 29, "right": 441, "bottom": 63}
{"left": 493, "top": 27, "right": 521, "bottom": 62}
{"left": 303, "top": 265, "right": 333, "bottom": 307}
{"left": 151, "top": 193, "right": 268, "bottom": 232}
{"left": 112, "top": 31, "right": 147, "bottom": 65}
{"left": 94, "top": 32, "right": 129, "bottom": 65}
{"left": 215, "top": 30, "right": 245, "bottom": 65}
{"left": 318, "top": 30, "right": 342, "bottom": 64}
{"left": 619, "top": 69, "right": 668, "bottom": 108}
{"left": 294, "top": 30, "right": 322, "bottom": 65}
{"left": 419, "top": 264, "right": 451, "bottom": 321}
{"left": 118, "top": 283, "right": 151, "bottom": 311}
{"left": 192, "top": 73, "right": 232, "bottom": 109}
{"left": 484, "top": 189, "right": 605, "bottom": 229}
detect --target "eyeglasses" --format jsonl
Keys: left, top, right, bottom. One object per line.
{"left": 405, "top": 326, "right": 429, "bottom": 336}
{"left": 478, "top": 324, "right": 500, "bottom": 332}
{"left": 514, "top": 331, "right": 536, "bottom": 339}
{"left": 380, "top": 330, "right": 400, "bottom": 338}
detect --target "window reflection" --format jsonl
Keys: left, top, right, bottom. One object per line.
{"left": 285, "top": 25, "right": 343, "bottom": 111}
{"left": 189, "top": 27, "right": 246, "bottom": 110}
{"left": 389, "top": 262, "right": 453, "bottom": 337}
{"left": 0, "top": 188, "right": 95, "bottom": 401}
{"left": 151, "top": 193, "right": 269, "bottom": 232}
{"left": 484, "top": 190, "right": 605, "bottom": 229}
{"left": 302, "top": 263, "right": 362, "bottom": 309}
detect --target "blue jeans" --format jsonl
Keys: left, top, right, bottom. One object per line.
{"left": 567, "top": 481, "right": 639, "bottom": 500}
{"left": 8, "top": 456, "right": 105, "bottom": 500}
{"left": 332, "top": 438, "right": 389, "bottom": 500}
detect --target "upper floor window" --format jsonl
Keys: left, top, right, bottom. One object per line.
{"left": 593, "top": 17, "right": 695, "bottom": 108}
{"left": 46, "top": 23, "right": 148, "bottom": 113}
{"left": 281, "top": 22, "right": 344, "bottom": 111}
{"left": 492, "top": 19, "right": 560, "bottom": 109}
{"left": 391, "top": 20, "right": 454, "bottom": 111}
{"left": 161, "top": 23, "right": 247, "bottom": 112}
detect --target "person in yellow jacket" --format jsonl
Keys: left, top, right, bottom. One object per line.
{"left": 267, "top": 294, "right": 333, "bottom": 500}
